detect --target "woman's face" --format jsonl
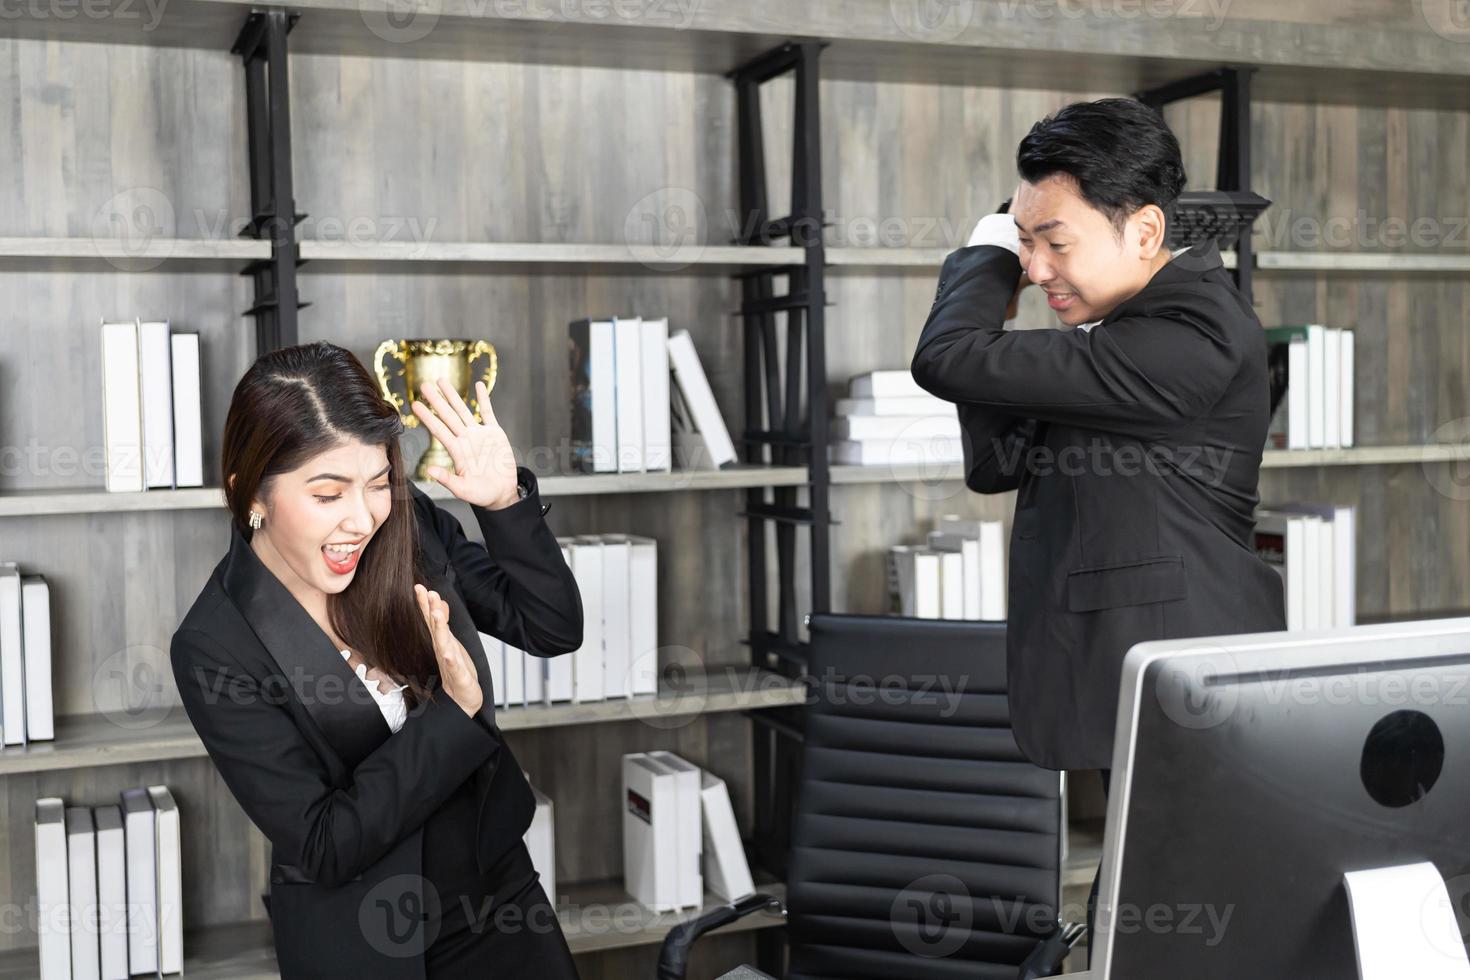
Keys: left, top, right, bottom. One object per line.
{"left": 250, "top": 439, "right": 394, "bottom": 602}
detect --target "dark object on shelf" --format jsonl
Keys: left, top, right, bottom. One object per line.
{"left": 233, "top": 10, "right": 309, "bottom": 353}
{"left": 727, "top": 41, "right": 833, "bottom": 912}
{"left": 659, "top": 614, "right": 1076, "bottom": 980}
{"left": 1135, "top": 66, "right": 1264, "bottom": 303}
{"left": 657, "top": 893, "right": 784, "bottom": 980}
{"left": 1167, "top": 190, "right": 1272, "bottom": 252}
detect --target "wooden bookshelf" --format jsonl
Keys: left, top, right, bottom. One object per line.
{"left": 0, "top": 667, "right": 805, "bottom": 777}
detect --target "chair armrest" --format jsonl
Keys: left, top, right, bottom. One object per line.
{"left": 656, "top": 893, "right": 785, "bottom": 980}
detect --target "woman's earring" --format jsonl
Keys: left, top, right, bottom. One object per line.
{"left": 248, "top": 510, "right": 263, "bottom": 530}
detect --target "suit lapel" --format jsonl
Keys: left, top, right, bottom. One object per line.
{"left": 221, "top": 521, "right": 393, "bottom": 770}
{"left": 1102, "top": 239, "right": 1223, "bottom": 326}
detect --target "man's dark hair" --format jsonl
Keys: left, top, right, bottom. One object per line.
{"left": 1016, "top": 97, "right": 1187, "bottom": 239}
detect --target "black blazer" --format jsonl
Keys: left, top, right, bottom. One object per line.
{"left": 911, "top": 239, "right": 1287, "bottom": 771}
{"left": 169, "top": 466, "right": 582, "bottom": 978}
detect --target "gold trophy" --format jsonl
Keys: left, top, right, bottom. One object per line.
{"left": 374, "top": 338, "right": 498, "bottom": 482}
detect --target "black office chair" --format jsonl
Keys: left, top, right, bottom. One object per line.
{"left": 658, "top": 613, "right": 1082, "bottom": 980}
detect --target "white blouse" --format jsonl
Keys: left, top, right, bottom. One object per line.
{"left": 341, "top": 648, "right": 409, "bottom": 734}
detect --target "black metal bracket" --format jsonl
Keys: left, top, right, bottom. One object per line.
{"left": 233, "top": 9, "right": 308, "bottom": 354}
{"left": 1134, "top": 66, "right": 1261, "bottom": 303}
{"left": 728, "top": 39, "right": 831, "bottom": 905}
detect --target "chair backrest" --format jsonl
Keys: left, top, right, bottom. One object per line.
{"left": 783, "top": 613, "right": 1064, "bottom": 979}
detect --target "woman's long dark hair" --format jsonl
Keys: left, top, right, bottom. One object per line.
{"left": 221, "top": 340, "right": 436, "bottom": 709}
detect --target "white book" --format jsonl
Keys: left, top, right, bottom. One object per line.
{"left": 830, "top": 414, "right": 960, "bottom": 441}
{"left": 478, "top": 632, "right": 506, "bottom": 708}
{"left": 568, "top": 538, "right": 606, "bottom": 703}
{"left": 829, "top": 438, "right": 964, "bottom": 466}
{"left": 522, "top": 774, "right": 556, "bottom": 905}
{"left": 503, "top": 635, "right": 524, "bottom": 707}
{"left": 92, "top": 805, "right": 129, "bottom": 980}
{"left": 570, "top": 319, "right": 618, "bottom": 473}
{"left": 119, "top": 787, "right": 158, "bottom": 974}
{"left": 935, "top": 516, "right": 1006, "bottom": 620}
{"left": 522, "top": 644, "right": 546, "bottom": 705}
{"left": 835, "top": 395, "right": 951, "bottom": 417}
{"left": 138, "top": 319, "right": 175, "bottom": 489}
{"left": 1254, "top": 510, "right": 1305, "bottom": 630}
{"left": 626, "top": 534, "right": 659, "bottom": 697}
{"left": 169, "top": 333, "right": 204, "bottom": 488}
{"left": 1286, "top": 333, "right": 1309, "bottom": 450}
{"left": 35, "top": 798, "right": 71, "bottom": 980}
{"left": 699, "top": 770, "right": 754, "bottom": 902}
{"left": 622, "top": 753, "right": 680, "bottom": 912}
{"left": 101, "top": 319, "right": 145, "bottom": 493}
{"left": 547, "top": 544, "right": 575, "bottom": 702}
{"left": 938, "top": 550, "right": 964, "bottom": 620}
{"left": 1306, "top": 324, "right": 1327, "bottom": 449}
{"left": 1278, "top": 502, "right": 1357, "bottom": 628}
{"left": 66, "top": 807, "right": 101, "bottom": 980}
{"left": 613, "top": 316, "right": 645, "bottom": 472}
{"left": 593, "top": 535, "right": 632, "bottom": 699}
{"left": 913, "top": 549, "right": 942, "bottom": 618}
{"left": 1324, "top": 328, "right": 1341, "bottom": 449}
{"left": 0, "top": 563, "right": 25, "bottom": 745}
{"left": 927, "top": 532, "right": 981, "bottom": 620}
{"left": 1340, "top": 330, "right": 1355, "bottom": 448}
{"left": 22, "top": 575, "right": 55, "bottom": 741}
{"left": 647, "top": 751, "right": 703, "bottom": 909}
{"left": 1302, "top": 514, "right": 1326, "bottom": 629}
{"left": 147, "top": 786, "right": 183, "bottom": 975}
{"left": 667, "top": 330, "right": 736, "bottom": 469}
{"left": 848, "top": 370, "right": 930, "bottom": 400}
{"left": 640, "top": 317, "right": 672, "bottom": 472}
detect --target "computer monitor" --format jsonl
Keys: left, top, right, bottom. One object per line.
{"left": 1092, "top": 617, "right": 1470, "bottom": 979}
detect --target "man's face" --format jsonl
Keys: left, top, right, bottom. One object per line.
{"left": 1011, "top": 174, "right": 1168, "bottom": 327}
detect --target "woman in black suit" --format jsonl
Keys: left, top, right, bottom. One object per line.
{"left": 170, "top": 341, "right": 584, "bottom": 979}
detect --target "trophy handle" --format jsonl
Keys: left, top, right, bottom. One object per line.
{"left": 374, "top": 339, "right": 413, "bottom": 427}
{"left": 466, "top": 340, "right": 499, "bottom": 423}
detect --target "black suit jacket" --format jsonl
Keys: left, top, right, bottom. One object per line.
{"left": 911, "top": 239, "right": 1287, "bottom": 771}
{"left": 169, "top": 466, "right": 582, "bottom": 978}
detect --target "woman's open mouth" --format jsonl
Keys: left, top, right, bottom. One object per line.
{"left": 322, "top": 541, "right": 364, "bottom": 575}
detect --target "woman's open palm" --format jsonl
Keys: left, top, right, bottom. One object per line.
{"left": 410, "top": 376, "right": 519, "bottom": 510}
{"left": 414, "top": 583, "right": 482, "bottom": 717}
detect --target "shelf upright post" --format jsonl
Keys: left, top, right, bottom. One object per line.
{"left": 232, "top": 10, "right": 309, "bottom": 354}
{"left": 1135, "top": 65, "right": 1258, "bottom": 303}
{"left": 727, "top": 40, "right": 831, "bottom": 900}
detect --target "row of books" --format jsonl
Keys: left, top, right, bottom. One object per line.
{"left": 1266, "top": 325, "right": 1355, "bottom": 451}
{"left": 828, "top": 370, "right": 961, "bottom": 467}
{"left": 886, "top": 516, "right": 1007, "bottom": 620}
{"left": 0, "top": 564, "right": 54, "bottom": 745}
{"left": 101, "top": 319, "right": 205, "bottom": 493}
{"left": 1252, "top": 502, "right": 1357, "bottom": 630}
{"left": 483, "top": 534, "right": 660, "bottom": 707}
{"left": 35, "top": 787, "right": 182, "bottom": 980}
{"left": 521, "top": 772, "right": 556, "bottom": 905}
{"left": 570, "top": 319, "right": 744, "bottom": 473}
{"left": 622, "top": 751, "right": 752, "bottom": 913}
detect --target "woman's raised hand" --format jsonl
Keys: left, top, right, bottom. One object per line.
{"left": 414, "top": 583, "right": 482, "bottom": 718}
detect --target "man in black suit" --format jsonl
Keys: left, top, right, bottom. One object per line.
{"left": 909, "top": 98, "right": 1286, "bottom": 963}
